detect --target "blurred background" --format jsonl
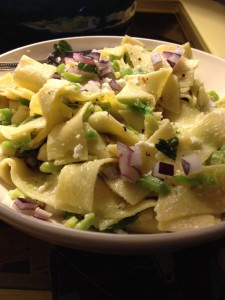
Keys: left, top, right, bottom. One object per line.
{"left": 0, "top": 0, "right": 224, "bottom": 58}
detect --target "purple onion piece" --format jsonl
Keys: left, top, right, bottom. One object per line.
{"left": 152, "top": 161, "right": 174, "bottom": 179}
{"left": 117, "top": 142, "right": 142, "bottom": 182}
{"left": 181, "top": 154, "right": 202, "bottom": 175}
{"left": 33, "top": 207, "right": 52, "bottom": 221}
{"left": 15, "top": 198, "right": 38, "bottom": 210}
{"left": 109, "top": 79, "right": 121, "bottom": 92}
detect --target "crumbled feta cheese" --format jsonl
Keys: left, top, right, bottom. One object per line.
{"left": 73, "top": 144, "right": 83, "bottom": 158}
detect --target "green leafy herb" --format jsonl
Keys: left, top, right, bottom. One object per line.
{"left": 54, "top": 40, "right": 73, "bottom": 52}
{"left": 155, "top": 137, "right": 179, "bottom": 160}
{"left": 123, "top": 51, "right": 134, "bottom": 67}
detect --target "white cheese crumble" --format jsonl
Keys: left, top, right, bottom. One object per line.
{"left": 73, "top": 144, "right": 83, "bottom": 158}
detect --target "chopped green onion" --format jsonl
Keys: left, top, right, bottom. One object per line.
{"left": 112, "top": 60, "right": 120, "bottom": 72}
{"left": 8, "top": 188, "right": 27, "bottom": 200}
{"left": 207, "top": 90, "right": 219, "bottom": 102}
{"left": 39, "top": 162, "right": 63, "bottom": 174}
{"left": 120, "top": 99, "right": 153, "bottom": 115}
{"left": 85, "top": 129, "right": 98, "bottom": 138}
{"left": 74, "top": 212, "right": 95, "bottom": 231}
{"left": 62, "top": 72, "right": 94, "bottom": 83}
{"left": 174, "top": 173, "right": 218, "bottom": 186}
{"left": 83, "top": 104, "right": 95, "bottom": 121}
{"left": 1, "top": 134, "right": 31, "bottom": 150}
{"left": 137, "top": 174, "right": 170, "bottom": 196}
{"left": 120, "top": 67, "right": 133, "bottom": 77}
{"left": 56, "top": 63, "right": 65, "bottom": 75}
{"left": 0, "top": 108, "right": 13, "bottom": 125}
{"left": 64, "top": 216, "right": 79, "bottom": 228}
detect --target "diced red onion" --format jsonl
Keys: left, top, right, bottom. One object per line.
{"left": 162, "top": 46, "right": 184, "bottom": 68}
{"left": 109, "top": 79, "right": 121, "bottom": 92}
{"left": 98, "top": 59, "right": 110, "bottom": 70}
{"left": 15, "top": 198, "right": 38, "bottom": 210}
{"left": 73, "top": 53, "right": 95, "bottom": 65}
{"left": 129, "top": 146, "right": 142, "bottom": 168}
{"left": 33, "top": 207, "right": 52, "bottom": 221}
{"left": 98, "top": 66, "right": 114, "bottom": 79}
{"left": 88, "top": 51, "right": 101, "bottom": 61}
{"left": 97, "top": 60, "right": 114, "bottom": 79}
{"left": 181, "top": 154, "right": 202, "bottom": 175}
{"left": 117, "top": 142, "right": 142, "bottom": 182}
{"left": 150, "top": 51, "right": 163, "bottom": 70}
{"left": 152, "top": 161, "right": 174, "bottom": 179}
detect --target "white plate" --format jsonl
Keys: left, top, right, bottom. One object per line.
{"left": 0, "top": 36, "right": 225, "bottom": 254}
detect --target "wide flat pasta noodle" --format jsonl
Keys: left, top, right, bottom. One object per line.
{"left": 47, "top": 102, "right": 91, "bottom": 164}
{"left": 155, "top": 165, "right": 225, "bottom": 225}
{"left": 88, "top": 111, "right": 139, "bottom": 145}
{"left": 0, "top": 117, "right": 45, "bottom": 142}
{"left": 126, "top": 208, "right": 160, "bottom": 233}
{"left": 104, "top": 177, "right": 151, "bottom": 205}
{"left": 0, "top": 73, "right": 34, "bottom": 101}
{"left": 94, "top": 177, "right": 156, "bottom": 219}
{"left": 55, "top": 158, "right": 117, "bottom": 214}
{"left": 128, "top": 68, "right": 172, "bottom": 101}
{"left": 13, "top": 55, "right": 56, "bottom": 93}
{"left": 158, "top": 214, "right": 221, "bottom": 232}
{"left": 30, "top": 79, "right": 75, "bottom": 147}
{"left": 0, "top": 157, "right": 57, "bottom": 207}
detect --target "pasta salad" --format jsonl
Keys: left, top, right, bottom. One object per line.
{"left": 0, "top": 35, "right": 225, "bottom": 234}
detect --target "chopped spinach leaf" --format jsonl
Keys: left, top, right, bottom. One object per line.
{"left": 104, "top": 215, "right": 138, "bottom": 233}
{"left": 54, "top": 40, "right": 73, "bottom": 52}
{"left": 155, "top": 137, "right": 179, "bottom": 160}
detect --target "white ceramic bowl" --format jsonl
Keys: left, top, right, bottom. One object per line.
{"left": 0, "top": 36, "right": 225, "bottom": 254}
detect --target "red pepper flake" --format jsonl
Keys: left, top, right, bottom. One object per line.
{"left": 140, "top": 77, "right": 147, "bottom": 84}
